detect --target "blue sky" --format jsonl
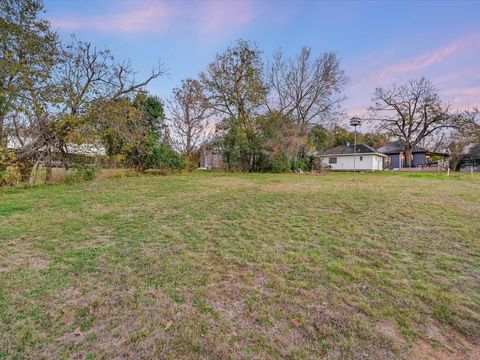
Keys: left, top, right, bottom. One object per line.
{"left": 44, "top": 0, "right": 480, "bottom": 117}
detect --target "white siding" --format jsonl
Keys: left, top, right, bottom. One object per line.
{"left": 321, "top": 154, "right": 384, "bottom": 171}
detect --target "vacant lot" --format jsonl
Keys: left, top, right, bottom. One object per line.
{"left": 1, "top": 172, "right": 479, "bottom": 359}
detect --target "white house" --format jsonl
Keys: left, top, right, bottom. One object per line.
{"left": 320, "top": 144, "right": 387, "bottom": 171}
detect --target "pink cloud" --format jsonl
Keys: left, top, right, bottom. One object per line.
{"left": 200, "top": 1, "right": 254, "bottom": 33}
{"left": 442, "top": 87, "right": 480, "bottom": 108}
{"left": 51, "top": 2, "right": 174, "bottom": 33}
{"left": 350, "top": 32, "right": 480, "bottom": 91}
{"left": 50, "top": 0, "right": 256, "bottom": 35}
{"left": 345, "top": 32, "right": 480, "bottom": 114}
{"left": 375, "top": 33, "right": 480, "bottom": 82}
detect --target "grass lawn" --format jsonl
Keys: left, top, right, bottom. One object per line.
{"left": 1, "top": 171, "right": 479, "bottom": 359}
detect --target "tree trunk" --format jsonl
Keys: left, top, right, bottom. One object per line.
{"left": 186, "top": 131, "right": 192, "bottom": 161}
{"left": 0, "top": 116, "right": 4, "bottom": 148}
{"left": 31, "top": 160, "right": 40, "bottom": 185}
{"left": 449, "top": 156, "right": 460, "bottom": 171}
{"left": 404, "top": 148, "right": 413, "bottom": 168}
{"left": 45, "top": 148, "right": 53, "bottom": 183}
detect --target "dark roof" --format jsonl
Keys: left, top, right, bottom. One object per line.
{"left": 377, "top": 140, "right": 426, "bottom": 154}
{"left": 321, "top": 144, "right": 383, "bottom": 156}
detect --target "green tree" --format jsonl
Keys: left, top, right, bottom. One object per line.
{"left": 214, "top": 117, "right": 252, "bottom": 171}
{"left": 308, "top": 125, "right": 329, "bottom": 152}
{"left": 0, "top": 0, "right": 59, "bottom": 146}
{"left": 330, "top": 126, "right": 354, "bottom": 146}
{"left": 359, "top": 132, "right": 390, "bottom": 149}
{"left": 97, "top": 94, "right": 179, "bottom": 172}
{"left": 201, "top": 39, "right": 266, "bottom": 171}
{"left": 135, "top": 93, "right": 166, "bottom": 136}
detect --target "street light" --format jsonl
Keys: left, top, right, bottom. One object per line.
{"left": 350, "top": 117, "right": 362, "bottom": 180}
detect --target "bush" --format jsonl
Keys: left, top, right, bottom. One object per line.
{"left": 291, "top": 159, "right": 308, "bottom": 172}
{"left": 271, "top": 156, "right": 290, "bottom": 173}
{"left": 83, "top": 166, "right": 96, "bottom": 181}
{"left": 181, "top": 159, "right": 198, "bottom": 171}
{"left": 73, "top": 162, "right": 97, "bottom": 182}
{"left": 64, "top": 171, "right": 79, "bottom": 185}
{"left": 124, "top": 138, "right": 185, "bottom": 171}
{"left": 0, "top": 147, "right": 16, "bottom": 185}
{"left": 1, "top": 166, "right": 21, "bottom": 187}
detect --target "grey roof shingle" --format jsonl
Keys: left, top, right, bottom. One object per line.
{"left": 321, "top": 144, "right": 381, "bottom": 156}
{"left": 377, "top": 140, "right": 426, "bottom": 154}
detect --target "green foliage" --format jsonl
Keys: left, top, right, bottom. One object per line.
{"left": 291, "top": 159, "right": 309, "bottom": 172}
{"left": 97, "top": 93, "right": 182, "bottom": 172}
{"left": 308, "top": 125, "right": 329, "bottom": 152}
{"left": 63, "top": 172, "right": 78, "bottom": 185}
{"left": 1, "top": 166, "right": 21, "bottom": 187}
{"left": 81, "top": 165, "right": 96, "bottom": 182}
{"left": 216, "top": 117, "right": 255, "bottom": 171}
{"left": 124, "top": 135, "right": 184, "bottom": 171}
{"left": 270, "top": 153, "right": 289, "bottom": 173}
{"left": 134, "top": 93, "right": 166, "bottom": 136}
{"left": 331, "top": 125, "right": 355, "bottom": 146}
{"left": 0, "top": 147, "right": 17, "bottom": 185}
{"left": 0, "top": 146, "right": 15, "bottom": 170}
{"left": 200, "top": 39, "right": 266, "bottom": 172}
{"left": 360, "top": 132, "right": 390, "bottom": 149}
{"left": 0, "top": 0, "right": 59, "bottom": 111}
{"left": 63, "top": 161, "right": 98, "bottom": 184}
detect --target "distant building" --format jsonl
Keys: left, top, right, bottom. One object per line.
{"left": 7, "top": 136, "right": 106, "bottom": 157}
{"left": 7, "top": 136, "right": 106, "bottom": 166}
{"left": 320, "top": 144, "right": 387, "bottom": 171}
{"left": 377, "top": 140, "right": 449, "bottom": 169}
{"left": 457, "top": 146, "right": 480, "bottom": 172}
{"left": 198, "top": 144, "right": 224, "bottom": 170}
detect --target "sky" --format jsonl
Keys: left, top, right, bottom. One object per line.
{"left": 43, "top": 0, "right": 480, "bottom": 121}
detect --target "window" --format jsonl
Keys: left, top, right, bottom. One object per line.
{"left": 359, "top": 156, "right": 363, "bottom": 161}
{"left": 329, "top": 157, "right": 337, "bottom": 164}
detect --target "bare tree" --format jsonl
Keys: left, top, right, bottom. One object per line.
{"left": 448, "top": 138, "right": 470, "bottom": 171}
{"left": 463, "top": 107, "right": 480, "bottom": 140}
{"left": 266, "top": 47, "right": 347, "bottom": 131}
{"left": 422, "top": 130, "right": 450, "bottom": 153}
{"left": 369, "top": 78, "right": 457, "bottom": 167}
{"left": 168, "top": 78, "right": 210, "bottom": 160}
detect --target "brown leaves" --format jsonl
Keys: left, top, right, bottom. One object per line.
{"left": 164, "top": 320, "right": 173, "bottom": 331}
{"left": 291, "top": 318, "right": 301, "bottom": 327}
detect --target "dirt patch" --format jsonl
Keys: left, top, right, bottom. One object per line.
{"left": 409, "top": 321, "right": 480, "bottom": 360}
{"left": 88, "top": 226, "right": 116, "bottom": 248}
{"left": 376, "top": 320, "right": 408, "bottom": 352}
{"left": 409, "top": 339, "right": 480, "bottom": 360}
{"left": 0, "top": 240, "right": 50, "bottom": 273}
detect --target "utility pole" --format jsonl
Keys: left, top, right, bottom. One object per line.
{"left": 350, "top": 117, "right": 361, "bottom": 180}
